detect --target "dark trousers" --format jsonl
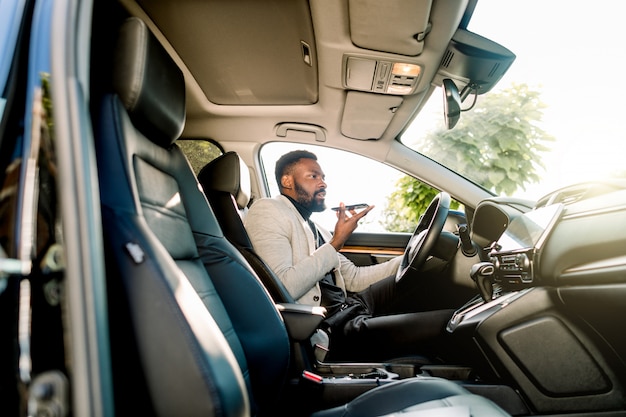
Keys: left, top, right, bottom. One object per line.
{"left": 353, "top": 274, "right": 416, "bottom": 315}
{"left": 328, "top": 275, "right": 455, "bottom": 362}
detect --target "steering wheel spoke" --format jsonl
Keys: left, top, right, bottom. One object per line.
{"left": 395, "top": 192, "right": 451, "bottom": 283}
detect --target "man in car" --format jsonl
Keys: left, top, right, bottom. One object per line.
{"left": 244, "top": 149, "right": 453, "bottom": 360}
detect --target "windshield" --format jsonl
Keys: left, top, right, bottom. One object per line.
{"left": 400, "top": 0, "right": 626, "bottom": 201}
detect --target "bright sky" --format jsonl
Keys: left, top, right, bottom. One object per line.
{"left": 467, "top": 0, "right": 626, "bottom": 198}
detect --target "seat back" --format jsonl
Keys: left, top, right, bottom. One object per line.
{"left": 198, "top": 152, "right": 296, "bottom": 304}
{"left": 95, "top": 17, "right": 290, "bottom": 415}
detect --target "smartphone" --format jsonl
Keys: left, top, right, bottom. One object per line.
{"left": 331, "top": 203, "right": 369, "bottom": 211}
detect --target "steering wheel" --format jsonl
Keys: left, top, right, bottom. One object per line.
{"left": 395, "top": 192, "right": 451, "bottom": 282}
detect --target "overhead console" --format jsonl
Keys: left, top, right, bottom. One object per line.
{"left": 342, "top": 0, "right": 432, "bottom": 96}
{"left": 340, "top": 0, "right": 462, "bottom": 99}
{"left": 344, "top": 56, "right": 422, "bottom": 95}
{"left": 339, "top": 0, "right": 516, "bottom": 139}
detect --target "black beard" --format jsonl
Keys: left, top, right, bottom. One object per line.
{"left": 295, "top": 182, "right": 326, "bottom": 212}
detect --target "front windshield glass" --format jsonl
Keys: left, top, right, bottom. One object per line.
{"left": 400, "top": 0, "right": 626, "bottom": 201}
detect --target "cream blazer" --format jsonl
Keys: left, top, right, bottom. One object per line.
{"left": 244, "top": 195, "right": 402, "bottom": 306}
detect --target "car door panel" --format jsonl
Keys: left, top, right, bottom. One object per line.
{"left": 339, "top": 232, "right": 409, "bottom": 266}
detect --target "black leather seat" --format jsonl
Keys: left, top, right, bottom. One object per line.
{"left": 198, "top": 151, "right": 331, "bottom": 365}
{"left": 197, "top": 152, "right": 295, "bottom": 304}
{"left": 95, "top": 16, "right": 511, "bottom": 417}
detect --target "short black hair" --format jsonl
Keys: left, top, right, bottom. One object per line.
{"left": 275, "top": 149, "right": 317, "bottom": 188}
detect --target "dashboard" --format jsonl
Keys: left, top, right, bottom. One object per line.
{"left": 446, "top": 180, "right": 626, "bottom": 414}
{"left": 471, "top": 180, "right": 626, "bottom": 289}
{"left": 489, "top": 202, "right": 563, "bottom": 290}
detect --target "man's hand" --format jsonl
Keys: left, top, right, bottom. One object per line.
{"left": 329, "top": 202, "right": 374, "bottom": 251}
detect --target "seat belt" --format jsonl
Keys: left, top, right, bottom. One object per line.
{"left": 306, "top": 219, "right": 332, "bottom": 362}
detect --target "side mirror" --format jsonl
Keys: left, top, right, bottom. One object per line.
{"left": 443, "top": 79, "right": 461, "bottom": 129}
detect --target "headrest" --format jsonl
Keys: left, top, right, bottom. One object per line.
{"left": 112, "top": 17, "right": 185, "bottom": 147}
{"left": 198, "top": 152, "right": 251, "bottom": 209}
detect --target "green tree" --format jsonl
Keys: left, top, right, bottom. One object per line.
{"left": 382, "top": 177, "right": 461, "bottom": 233}
{"left": 177, "top": 139, "right": 223, "bottom": 174}
{"left": 383, "top": 83, "right": 554, "bottom": 232}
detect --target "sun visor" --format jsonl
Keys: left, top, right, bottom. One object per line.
{"left": 348, "top": 0, "right": 432, "bottom": 56}
{"left": 341, "top": 92, "right": 403, "bottom": 140}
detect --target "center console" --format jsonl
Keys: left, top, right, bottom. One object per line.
{"left": 277, "top": 302, "right": 427, "bottom": 412}
{"left": 440, "top": 201, "right": 626, "bottom": 415}
{"left": 448, "top": 203, "right": 564, "bottom": 333}
{"left": 488, "top": 202, "right": 563, "bottom": 290}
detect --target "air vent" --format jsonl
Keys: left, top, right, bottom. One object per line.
{"left": 556, "top": 190, "right": 586, "bottom": 205}
{"left": 540, "top": 188, "right": 588, "bottom": 207}
{"left": 440, "top": 50, "right": 454, "bottom": 68}
{"left": 488, "top": 63, "right": 501, "bottom": 78}
{"left": 537, "top": 181, "right": 626, "bottom": 207}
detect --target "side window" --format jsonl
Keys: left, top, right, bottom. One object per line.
{"left": 177, "top": 138, "right": 223, "bottom": 175}
{"left": 259, "top": 142, "right": 440, "bottom": 233}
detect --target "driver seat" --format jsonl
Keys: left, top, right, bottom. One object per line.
{"left": 197, "top": 151, "right": 295, "bottom": 304}
{"left": 198, "top": 151, "right": 332, "bottom": 362}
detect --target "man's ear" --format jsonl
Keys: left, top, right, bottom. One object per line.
{"left": 281, "top": 175, "right": 293, "bottom": 190}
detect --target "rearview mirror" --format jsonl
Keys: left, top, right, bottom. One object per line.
{"left": 443, "top": 79, "right": 461, "bottom": 129}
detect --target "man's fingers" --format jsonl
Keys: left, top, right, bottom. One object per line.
{"left": 352, "top": 204, "right": 374, "bottom": 219}
{"left": 336, "top": 203, "right": 374, "bottom": 223}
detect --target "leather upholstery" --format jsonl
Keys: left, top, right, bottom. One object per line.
{"left": 198, "top": 152, "right": 254, "bottom": 250}
{"left": 198, "top": 152, "right": 296, "bottom": 303}
{"left": 95, "top": 16, "right": 512, "bottom": 417}
{"left": 312, "top": 377, "right": 508, "bottom": 417}
{"left": 198, "top": 151, "right": 251, "bottom": 210}
{"left": 98, "top": 17, "right": 290, "bottom": 415}
{"left": 112, "top": 17, "right": 185, "bottom": 147}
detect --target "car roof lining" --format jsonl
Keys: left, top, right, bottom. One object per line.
{"left": 119, "top": 0, "right": 469, "bottom": 145}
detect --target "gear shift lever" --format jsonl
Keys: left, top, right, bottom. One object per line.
{"left": 470, "top": 262, "right": 495, "bottom": 302}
